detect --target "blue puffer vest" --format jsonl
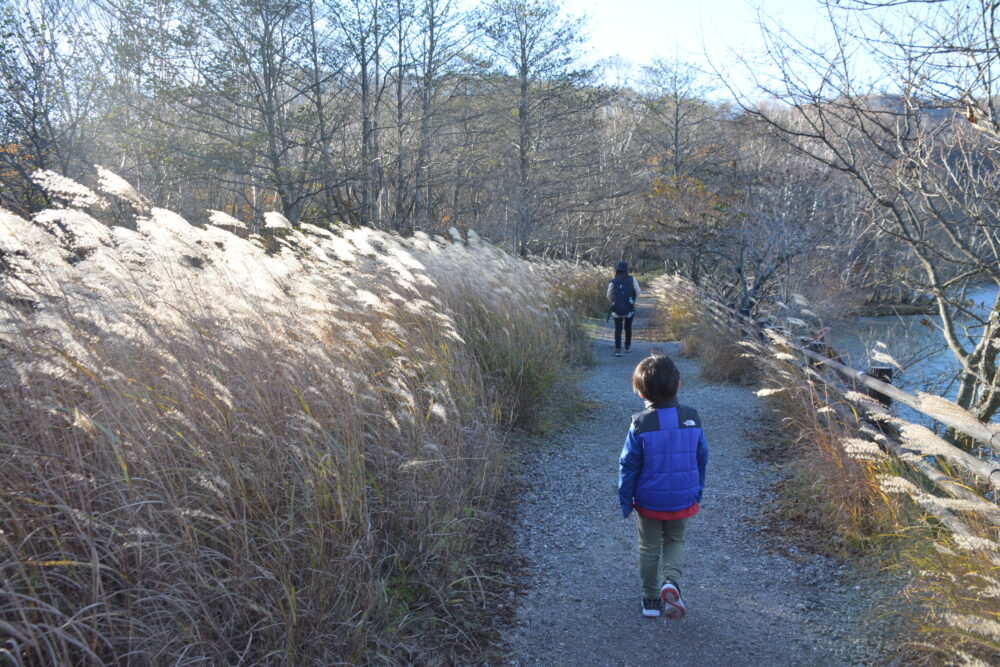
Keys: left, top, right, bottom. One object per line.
{"left": 619, "top": 401, "right": 704, "bottom": 516}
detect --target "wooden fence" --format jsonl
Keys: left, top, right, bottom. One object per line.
{"left": 652, "top": 275, "right": 1000, "bottom": 544}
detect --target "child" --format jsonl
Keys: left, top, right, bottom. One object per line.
{"left": 618, "top": 354, "right": 708, "bottom": 618}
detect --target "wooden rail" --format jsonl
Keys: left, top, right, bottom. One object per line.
{"left": 764, "top": 329, "right": 1000, "bottom": 485}
{"left": 754, "top": 336, "right": 1000, "bottom": 528}
{"left": 695, "top": 287, "right": 1000, "bottom": 479}
{"left": 652, "top": 275, "right": 1000, "bottom": 544}
{"left": 796, "top": 344, "right": 1000, "bottom": 456}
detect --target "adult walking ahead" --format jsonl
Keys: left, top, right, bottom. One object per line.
{"left": 607, "top": 260, "right": 641, "bottom": 357}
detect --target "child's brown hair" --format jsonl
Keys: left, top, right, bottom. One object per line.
{"left": 632, "top": 354, "right": 680, "bottom": 403}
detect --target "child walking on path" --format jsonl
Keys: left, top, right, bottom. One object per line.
{"left": 618, "top": 354, "right": 708, "bottom": 619}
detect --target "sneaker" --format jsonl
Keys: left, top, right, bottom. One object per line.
{"left": 660, "top": 579, "right": 686, "bottom": 619}
{"left": 614, "top": 349, "right": 622, "bottom": 357}
{"left": 641, "top": 598, "right": 662, "bottom": 618}
{"left": 624, "top": 345, "right": 631, "bottom": 353}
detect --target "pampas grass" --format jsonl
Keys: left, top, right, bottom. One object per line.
{"left": 649, "top": 275, "right": 1000, "bottom": 665}
{"left": 0, "top": 168, "right": 603, "bottom": 664}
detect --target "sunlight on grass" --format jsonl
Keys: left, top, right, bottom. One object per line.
{"left": 0, "top": 168, "right": 604, "bottom": 663}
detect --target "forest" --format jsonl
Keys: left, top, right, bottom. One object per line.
{"left": 0, "top": 0, "right": 907, "bottom": 277}
{"left": 4, "top": 0, "right": 999, "bottom": 419}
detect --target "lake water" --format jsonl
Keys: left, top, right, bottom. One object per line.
{"left": 826, "top": 283, "right": 999, "bottom": 425}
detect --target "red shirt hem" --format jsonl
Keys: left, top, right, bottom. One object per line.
{"left": 635, "top": 502, "right": 699, "bottom": 520}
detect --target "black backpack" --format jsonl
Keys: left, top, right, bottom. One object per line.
{"left": 611, "top": 276, "right": 635, "bottom": 316}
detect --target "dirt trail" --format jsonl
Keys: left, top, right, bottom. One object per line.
{"left": 502, "top": 304, "right": 886, "bottom": 666}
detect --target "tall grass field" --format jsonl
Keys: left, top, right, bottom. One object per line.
{"left": 0, "top": 168, "right": 605, "bottom": 664}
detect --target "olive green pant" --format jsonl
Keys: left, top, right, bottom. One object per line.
{"left": 636, "top": 515, "right": 687, "bottom": 599}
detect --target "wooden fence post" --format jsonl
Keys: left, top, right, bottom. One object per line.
{"left": 805, "top": 340, "right": 827, "bottom": 368}
{"left": 867, "top": 365, "right": 894, "bottom": 406}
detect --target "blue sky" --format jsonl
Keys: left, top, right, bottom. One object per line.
{"left": 561, "top": 0, "right": 838, "bottom": 85}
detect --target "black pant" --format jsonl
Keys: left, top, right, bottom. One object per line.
{"left": 614, "top": 315, "right": 633, "bottom": 350}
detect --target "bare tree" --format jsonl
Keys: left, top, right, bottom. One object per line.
{"left": 0, "top": 0, "right": 105, "bottom": 213}
{"left": 118, "top": 0, "right": 329, "bottom": 227}
{"left": 631, "top": 60, "right": 738, "bottom": 277}
{"left": 479, "top": 0, "right": 593, "bottom": 254}
{"left": 302, "top": 0, "right": 354, "bottom": 225}
{"left": 328, "top": 0, "right": 397, "bottom": 227}
{"left": 637, "top": 58, "right": 725, "bottom": 180}
{"left": 410, "top": 0, "right": 467, "bottom": 233}
{"left": 731, "top": 0, "right": 1000, "bottom": 422}
{"left": 1, "top": 0, "right": 814, "bottom": 279}
{"left": 385, "top": 0, "right": 414, "bottom": 231}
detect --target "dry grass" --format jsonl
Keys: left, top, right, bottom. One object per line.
{"left": 677, "top": 322, "right": 761, "bottom": 386}
{"left": 756, "top": 383, "right": 905, "bottom": 560}
{"left": 0, "top": 169, "right": 604, "bottom": 664}
{"left": 646, "top": 275, "right": 759, "bottom": 384}
{"left": 896, "top": 524, "right": 1000, "bottom": 665}
{"left": 751, "top": 353, "right": 1000, "bottom": 664}
{"left": 649, "top": 278, "right": 700, "bottom": 341}
{"left": 650, "top": 274, "right": 1000, "bottom": 663}
{"left": 745, "top": 350, "right": 1000, "bottom": 664}
{"left": 553, "top": 271, "right": 610, "bottom": 322}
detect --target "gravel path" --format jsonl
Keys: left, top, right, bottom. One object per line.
{"left": 502, "top": 304, "right": 888, "bottom": 666}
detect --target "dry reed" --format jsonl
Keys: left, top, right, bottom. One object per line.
{"left": 647, "top": 276, "right": 759, "bottom": 384}
{"left": 0, "top": 168, "right": 604, "bottom": 664}
{"left": 651, "top": 274, "right": 1000, "bottom": 664}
